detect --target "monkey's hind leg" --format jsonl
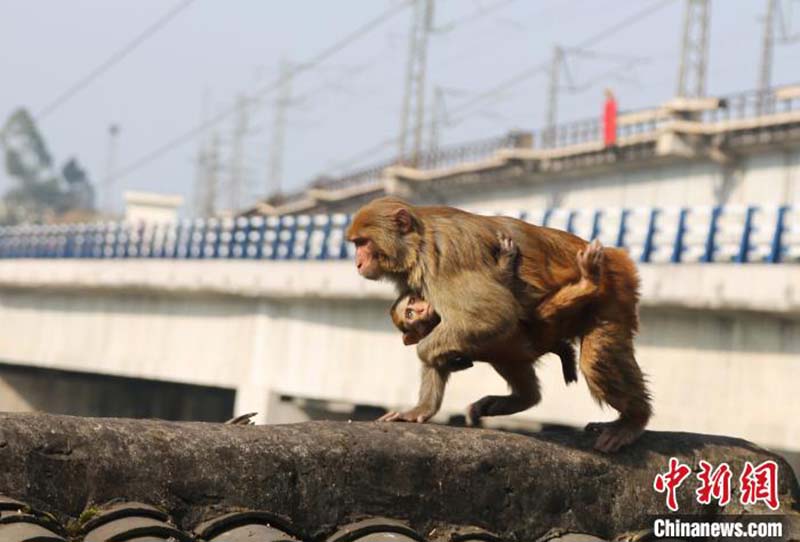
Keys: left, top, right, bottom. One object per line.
{"left": 467, "top": 362, "right": 541, "bottom": 426}
{"left": 580, "top": 323, "right": 651, "bottom": 453}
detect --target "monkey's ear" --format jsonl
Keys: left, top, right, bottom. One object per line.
{"left": 394, "top": 208, "right": 413, "bottom": 233}
{"left": 403, "top": 332, "right": 419, "bottom": 345}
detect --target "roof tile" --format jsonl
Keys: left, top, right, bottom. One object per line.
{"left": 193, "top": 510, "right": 300, "bottom": 541}
{"left": 83, "top": 516, "right": 190, "bottom": 542}
{"left": 327, "top": 518, "right": 425, "bottom": 542}
{"left": 0, "top": 521, "right": 66, "bottom": 542}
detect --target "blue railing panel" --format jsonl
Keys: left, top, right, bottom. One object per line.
{"left": 0, "top": 205, "right": 796, "bottom": 264}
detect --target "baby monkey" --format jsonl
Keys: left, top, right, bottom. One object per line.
{"left": 391, "top": 233, "right": 589, "bottom": 384}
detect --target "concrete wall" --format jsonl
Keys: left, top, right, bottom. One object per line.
{"left": 425, "top": 149, "right": 800, "bottom": 211}
{"left": 0, "top": 259, "right": 797, "bottom": 461}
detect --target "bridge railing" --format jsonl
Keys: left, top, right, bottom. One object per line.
{"left": 537, "top": 86, "right": 800, "bottom": 150}
{"left": 261, "top": 85, "right": 799, "bottom": 208}
{"left": 0, "top": 205, "right": 797, "bottom": 263}
{"left": 300, "top": 133, "right": 529, "bottom": 195}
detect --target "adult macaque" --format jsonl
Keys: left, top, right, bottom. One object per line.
{"left": 347, "top": 197, "right": 650, "bottom": 453}
{"left": 389, "top": 233, "right": 581, "bottom": 385}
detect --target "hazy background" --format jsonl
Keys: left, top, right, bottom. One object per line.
{"left": 0, "top": 0, "right": 797, "bottom": 212}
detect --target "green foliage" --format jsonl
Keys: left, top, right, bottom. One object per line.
{"left": 1, "top": 108, "right": 52, "bottom": 173}
{"left": 0, "top": 107, "right": 96, "bottom": 224}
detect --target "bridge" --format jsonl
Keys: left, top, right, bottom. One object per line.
{"left": 0, "top": 206, "right": 798, "bottom": 472}
{"left": 0, "top": 83, "right": 798, "bottom": 476}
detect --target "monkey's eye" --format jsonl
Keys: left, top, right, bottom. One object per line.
{"left": 405, "top": 308, "right": 414, "bottom": 320}
{"left": 352, "top": 238, "right": 368, "bottom": 247}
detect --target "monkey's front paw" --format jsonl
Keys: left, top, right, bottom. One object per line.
{"left": 377, "top": 408, "right": 432, "bottom": 424}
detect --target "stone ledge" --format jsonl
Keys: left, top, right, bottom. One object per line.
{"left": 0, "top": 413, "right": 797, "bottom": 541}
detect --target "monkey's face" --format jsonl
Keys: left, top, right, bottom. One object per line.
{"left": 351, "top": 237, "right": 383, "bottom": 279}
{"left": 347, "top": 199, "right": 418, "bottom": 281}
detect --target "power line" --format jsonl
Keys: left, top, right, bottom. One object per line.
{"left": 328, "top": 0, "right": 677, "bottom": 174}
{"left": 431, "top": 0, "right": 587, "bottom": 71}
{"left": 445, "top": 0, "right": 677, "bottom": 120}
{"left": 37, "top": 0, "right": 197, "bottom": 120}
{"left": 432, "top": 0, "right": 523, "bottom": 33}
{"left": 110, "top": 0, "right": 411, "bottom": 183}
{"left": 578, "top": 0, "right": 676, "bottom": 49}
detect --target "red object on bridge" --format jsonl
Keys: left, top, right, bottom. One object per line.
{"left": 604, "top": 90, "right": 617, "bottom": 146}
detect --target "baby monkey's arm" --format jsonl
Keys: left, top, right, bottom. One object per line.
{"left": 536, "top": 239, "right": 605, "bottom": 321}
{"left": 495, "top": 232, "right": 520, "bottom": 280}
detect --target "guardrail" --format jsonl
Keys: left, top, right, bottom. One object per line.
{"left": 297, "top": 132, "right": 529, "bottom": 196}
{"left": 1, "top": 205, "right": 797, "bottom": 263}
{"left": 538, "top": 86, "right": 800, "bottom": 149}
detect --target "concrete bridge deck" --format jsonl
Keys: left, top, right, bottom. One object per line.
{"left": 0, "top": 257, "right": 797, "bottom": 464}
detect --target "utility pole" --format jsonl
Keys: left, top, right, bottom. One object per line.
{"left": 676, "top": 0, "right": 711, "bottom": 97}
{"left": 192, "top": 89, "right": 211, "bottom": 217}
{"left": 758, "top": 0, "right": 777, "bottom": 113}
{"left": 102, "top": 123, "right": 120, "bottom": 216}
{"left": 428, "top": 86, "right": 445, "bottom": 155}
{"left": 544, "top": 45, "right": 564, "bottom": 148}
{"left": 228, "top": 94, "right": 249, "bottom": 211}
{"left": 199, "top": 132, "right": 220, "bottom": 218}
{"left": 193, "top": 145, "right": 207, "bottom": 217}
{"left": 268, "top": 59, "right": 292, "bottom": 197}
{"left": 398, "top": 0, "right": 434, "bottom": 166}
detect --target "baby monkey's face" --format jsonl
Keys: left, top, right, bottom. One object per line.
{"left": 395, "top": 294, "right": 441, "bottom": 345}
{"left": 402, "top": 294, "right": 434, "bottom": 323}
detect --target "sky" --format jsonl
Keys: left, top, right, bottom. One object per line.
{"left": 0, "top": 0, "right": 798, "bottom": 216}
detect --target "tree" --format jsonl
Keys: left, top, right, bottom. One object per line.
{"left": 0, "top": 107, "right": 96, "bottom": 225}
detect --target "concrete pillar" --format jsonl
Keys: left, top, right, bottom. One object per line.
{"left": 233, "top": 300, "right": 283, "bottom": 424}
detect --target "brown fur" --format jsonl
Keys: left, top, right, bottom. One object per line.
{"left": 389, "top": 234, "right": 580, "bottom": 385}
{"left": 348, "top": 197, "right": 651, "bottom": 452}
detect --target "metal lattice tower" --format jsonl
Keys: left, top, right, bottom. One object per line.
{"left": 228, "top": 94, "right": 249, "bottom": 211}
{"left": 268, "top": 59, "right": 292, "bottom": 196}
{"left": 758, "top": 0, "right": 777, "bottom": 108}
{"left": 758, "top": 0, "right": 800, "bottom": 111}
{"left": 192, "top": 145, "right": 206, "bottom": 217}
{"left": 193, "top": 89, "right": 213, "bottom": 217}
{"left": 398, "top": 0, "right": 434, "bottom": 165}
{"left": 544, "top": 45, "right": 564, "bottom": 148}
{"left": 428, "top": 86, "right": 445, "bottom": 155}
{"left": 198, "top": 133, "right": 220, "bottom": 218}
{"left": 676, "top": 0, "right": 711, "bottom": 97}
